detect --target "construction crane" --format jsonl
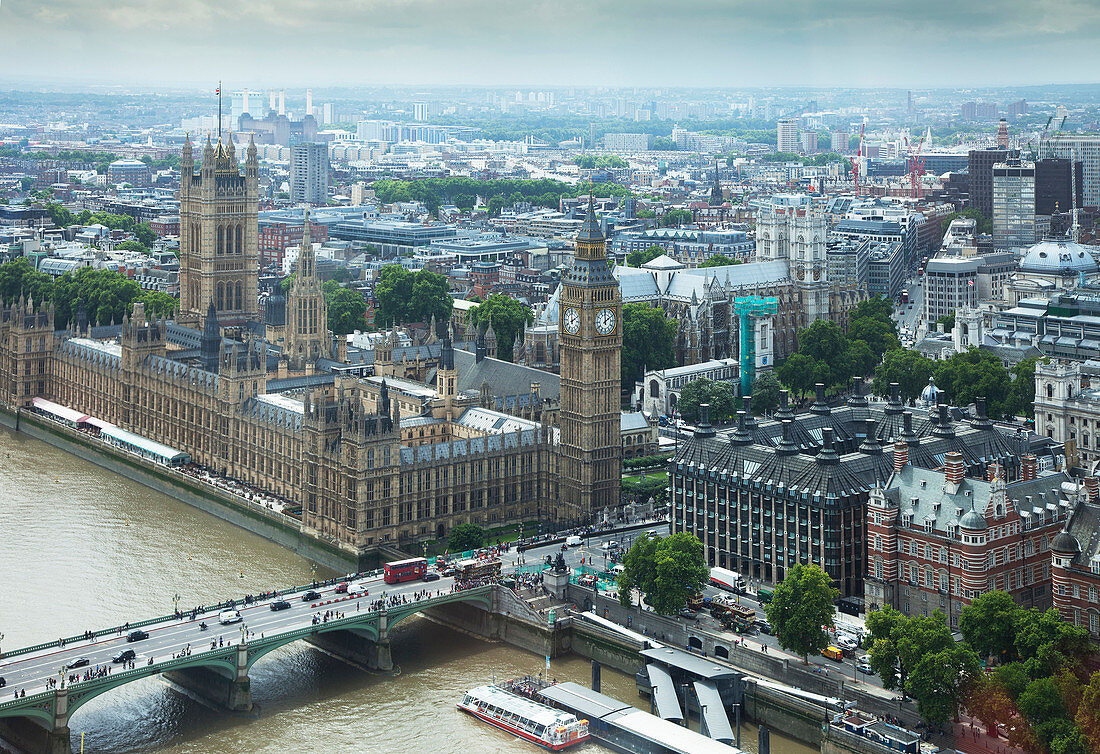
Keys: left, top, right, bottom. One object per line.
{"left": 849, "top": 123, "right": 865, "bottom": 196}
{"left": 734, "top": 296, "right": 779, "bottom": 397}
{"left": 907, "top": 135, "right": 926, "bottom": 199}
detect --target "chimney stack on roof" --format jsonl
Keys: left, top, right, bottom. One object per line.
{"left": 893, "top": 440, "right": 909, "bottom": 472}
{"left": 944, "top": 451, "right": 965, "bottom": 488}
{"left": 1021, "top": 454, "right": 1038, "bottom": 481}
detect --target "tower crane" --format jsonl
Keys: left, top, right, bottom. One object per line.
{"left": 849, "top": 123, "right": 865, "bottom": 196}
{"left": 907, "top": 135, "right": 926, "bottom": 199}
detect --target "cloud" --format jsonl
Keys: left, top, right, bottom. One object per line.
{"left": 1, "top": 0, "right": 1098, "bottom": 86}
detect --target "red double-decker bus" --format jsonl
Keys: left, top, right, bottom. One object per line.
{"left": 384, "top": 557, "right": 428, "bottom": 584}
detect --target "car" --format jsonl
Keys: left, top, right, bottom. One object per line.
{"left": 755, "top": 619, "right": 773, "bottom": 634}
{"left": 269, "top": 600, "right": 292, "bottom": 611}
{"left": 348, "top": 582, "right": 369, "bottom": 597}
{"left": 423, "top": 572, "right": 440, "bottom": 582}
{"left": 0, "top": 677, "right": 5, "bottom": 688}
{"left": 219, "top": 609, "right": 242, "bottom": 625}
{"left": 442, "top": 567, "right": 457, "bottom": 577}
{"left": 678, "top": 608, "right": 698, "bottom": 620}
{"left": 112, "top": 649, "right": 136, "bottom": 664}
{"left": 301, "top": 590, "right": 321, "bottom": 601}
{"left": 127, "top": 630, "right": 149, "bottom": 642}
{"left": 565, "top": 536, "right": 583, "bottom": 547}
{"left": 856, "top": 661, "right": 875, "bottom": 675}
{"left": 334, "top": 583, "right": 348, "bottom": 594}
{"left": 836, "top": 635, "right": 859, "bottom": 651}
{"left": 66, "top": 657, "right": 90, "bottom": 669}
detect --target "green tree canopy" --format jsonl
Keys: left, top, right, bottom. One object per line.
{"left": 959, "top": 590, "right": 1020, "bottom": 661}
{"left": 698, "top": 254, "right": 743, "bottom": 268}
{"left": 115, "top": 240, "right": 148, "bottom": 254}
{"left": 1009, "top": 356, "right": 1045, "bottom": 419}
{"left": 907, "top": 642, "right": 980, "bottom": 727}
{"left": 676, "top": 378, "right": 736, "bottom": 423}
{"left": 448, "top": 523, "right": 485, "bottom": 552}
{"left": 941, "top": 208, "right": 992, "bottom": 236}
{"left": 873, "top": 348, "right": 936, "bottom": 401}
{"left": 626, "top": 245, "right": 665, "bottom": 267}
{"left": 325, "top": 285, "right": 368, "bottom": 335}
{"left": 574, "top": 155, "right": 627, "bottom": 169}
{"left": 777, "top": 353, "right": 828, "bottom": 399}
{"left": 660, "top": 208, "right": 693, "bottom": 227}
{"left": 616, "top": 533, "right": 708, "bottom": 615}
{"left": 622, "top": 303, "right": 676, "bottom": 388}
{"left": 374, "top": 265, "right": 452, "bottom": 327}
{"left": 935, "top": 348, "right": 1013, "bottom": 418}
{"left": 468, "top": 294, "right": 534, "bottom": 362}
{"left": 847, "top": 296, "right": 899, "bottom": 359}
{"left": 0, "top": 258, "right": 53, "bottom": 305}
{"left": 750, "top": 371, "right": 782, "bottom": 414}
{"left": 763, "top": 564, "right": 839, "bottom": 663}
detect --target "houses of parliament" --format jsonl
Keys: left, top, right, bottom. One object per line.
{"left": 0, "top": 139, "right": 623, "bottom": 563}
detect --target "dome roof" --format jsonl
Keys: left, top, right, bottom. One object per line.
{"left": 1019, "top": 239, "right": 1098, "bottom": 275}
{"left": 959, "top": 508, "right": 988, "bottom": 530}
{"left": 1051, "top": 529, "right": 1081, "bottom": 555}
{"left": 920, "top": 376, "right": 941, "bottom": 404}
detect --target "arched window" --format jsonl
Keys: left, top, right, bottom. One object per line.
{"left": 1047, "top": 383, "right": 1054, "bottom": 398}
{"left": 235, "top": 281, "right": 243, "bottom": 311}
{"left": 216, "top": 282, "right": 224, "bottom": 311}
{"left": 216, "top": 226, "right": 224, "bottom": 255}
{"left": 649, "top": 379, "right": 660, "bottom": 399}
{"left": 235, "top": 224, "right": 243, "bottom": 254}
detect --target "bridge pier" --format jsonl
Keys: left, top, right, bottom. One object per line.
{"left": 0, "top": 688, "right": 71, "bottom": 754}
{"left": 304, "top": 620, "right": 393, "bottom": 673}
{"left": 163, "top": 644, "right": 253, "bottom": 713}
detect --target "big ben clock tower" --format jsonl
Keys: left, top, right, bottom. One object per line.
{"left": 558, "top": 198, "right": 622, "bottom": 521}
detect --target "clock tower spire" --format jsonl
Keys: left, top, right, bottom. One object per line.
{"left": 558, "top": 197, "right": 622, "bottom": 521}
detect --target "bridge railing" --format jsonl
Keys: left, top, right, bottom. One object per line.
{"left": 0, "top": 689, "right": 54, "bottom": 714}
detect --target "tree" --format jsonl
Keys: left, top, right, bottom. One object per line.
{"left": 750, "top": 371, "right": 782, "bottom": 414}
{"left": 941, "top": 208, "right": 992, "bottom": 237}
{"left": 44, "top": 202, "right": 74, "bottom": 228}
{"left": 468, "top": 294, "right": 533, "bottom": 362}
{"left": 647, "top": 533, "right": 710, "bottom": 615}
{"left": 326, "top": 287, "right": 368, "bottom": 335}
{"left": 698, "top": 254, "right": 743, "bottom": 268}
{"left": 959, "top": 590, "right": 1020, "bottom": 661}
{"left": 115, "top": 240, "right": 148, "bottom": 254}
{"left": 847, "top": 298, "right": 899, "bottom": 359}
{"left": 448, "top": 523, "right": 485, "bottom": 552}
{"left": 52, "top": 267, "right": 147, "bottom": 330}
{"left": 778, "top": 353, "right": 826, "bottom": 398}
{"left": 794, "top": 319, "right": 850, "bottom": 387}
{"left": 1077, "top": 671, "right": 1100, "bottom": 754}
{"left": 907, "top": 643, "right": 980, "bottom": 727}
{"left": 660, "top": 208, "right": 693, "bottom": 227}
{"left": 139, "top": 290, "right": 178, "bottom": 318}
{"left": 935, "top": 312, "right": 955, "bottom": 332}
{"left": 374, "top": 266, "right": 452, "bottom": 327}
{"left": 616, "top": 533, "right": 708, "bottom": 615}
{"left": 935, "top": 348, "right": 1013, "bottom": 418}
{"left": 873, "top": 348, "right": 936, "bottom": 401}
{"left": 764, "top": 564, "right": 839, "bottom": 663}
{"left": 1013, "top": 607, "right": 1092, "bottom": 676}
{"left": 0, "top": 258, "right": 53, "bottom": 305}
{"left": 617, "top": 532, "right": 660, "bottom": 608}
{"left": 677, "top": 378, "right": 736, "bottom": 423}
{"left": 865, "top": 606, "right": 909, "bottom": 691}
{"left": 626, "top": 245, "right": 665, "bottom": 267}
{"left": 621, "top": 303, "right": 676, "bottom": 388}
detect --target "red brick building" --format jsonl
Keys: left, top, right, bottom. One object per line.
{"left": 149, "top": 215, "right": 180, "bottom": 238}
{"left": 866, "top": 449, "right": 1077, "bottom": 628}
{"left": 1051, "top": 498, "right": 1100, "bottom": 641}
{"left": 259, "top": 221, "right": 328, "bottom": 268}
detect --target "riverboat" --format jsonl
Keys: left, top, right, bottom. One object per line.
{"left": 457, "top": 683, "right": 589, "bottom": 750}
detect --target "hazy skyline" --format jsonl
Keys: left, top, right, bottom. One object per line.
{"left": 2, "top": 0, "right": 1100, "bottom": 89}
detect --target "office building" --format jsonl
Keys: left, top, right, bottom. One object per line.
{"left": 1036, "top": 158, "right": 1084, "bottom": 216}
{"left": 602, "top": 133, "right": 653, "bottom": 152}
{"left": 826, "top": 239, "right": 869, "bottom": 290}
{"left": 328, "top": 220, "right": 457, "bottom": 256}
{"left": 831, "top": 131, "right": 849, "bottom": 153}
{"left": 800, "top": 131, "right": 817, "bottom": 154}
{"left": 992, "top": 156, "right": 1036, "bottom": 249}
{"left": 413, "top": 102, "right": 429, "bottom": 122}
{"left": 924, "top": 256, "right": 979, "bottom": 323}
{"left": 1040, "top": 135, "right": 1100, "bottom": 207}
{"left": 290, "top": 142, "right": 330, "bottom": 206}
{"left": 1007, "top": 100, "right": 1028, "bottom": 121}
{"left": 238, "top": 111, "right": 319, "bottom": 147}
{"left": 968, "top": 147, "right": 1010, "bottom": 220}
{"left": 106, "top": 159, "right": 152, "bottom": 188}
{"left": 777, "top": 118, "right": 800, "bottom": 153}
{"left": 866, "top": 241, "right": 905, "bottom": 299}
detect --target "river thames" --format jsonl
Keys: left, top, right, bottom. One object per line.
{"left": 0, "top": 426, "right": 813, "bottom": 754}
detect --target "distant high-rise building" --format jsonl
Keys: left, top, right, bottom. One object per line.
{"left": 800, "top": 131, "right": 818, "bottom": 154}
{"left": 968, "top": 147, "right": 1010, "bottom": 219}
{"left": 992, "top": 156, "right": 1036, "bottom": 249}
{"left": 961, "top": 101, "right": 977, "bottom": 120}
{"left": 1007, "top": 99, "right": 1028, "bottom": 121}
{"left": 322, "top": 103, "right": 333, "bottom": 125}
{"left": 238, "top": 112, "right": 318, "bottom": 147}
{"left": 976, "top": 102, "right": 999, "bottom": 120}
{"left": 290, "top": 142, "right": 330, "bottom": 206}
{"left": 413, "top": 102, "right": 429, "bottom": 122}
{"left": 996, "top": 118, "right": 1011, "bottom": 148}
{"left": 907, "top": 90, "right": 914, "bottom": 115}
{"left": 603, "top": 133, "right": 653, "bottom": 152}
{"left": 777, "top": 118, "right": 800, "bottom": 153}
{"left": 1040, "top": 135, "right": 1100, "bottom": 207}
{"left": 1035, "top": 158, "right": 1084, "bottom": 216}
{"left": 305, "top": 89, "right": 313, "bottom": 117}
{"left": 831, "top": 130, "right": 849, "bottom": 153}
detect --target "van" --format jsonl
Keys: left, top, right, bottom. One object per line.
{"left": 566, "top": 536, "right": 583, "bottom": 548}
{"left": 821, "top": 646, "right": 844, "bottom": 662}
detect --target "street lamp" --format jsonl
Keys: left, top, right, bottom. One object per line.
{"left": 172, "top": 593, "right": 181, "bottom": 616}
{"left": 0, "top": 631, "right": 5, "bottom": 657}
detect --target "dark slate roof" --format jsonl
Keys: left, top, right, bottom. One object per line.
{"left": 453, "top": 348, "right": 560, "bottom": 402}
{"left": 267, "top": 374, "right": 336, "bottom": 392}
{"left": 1064, "top": 500, "right": 1100, "bottom": 570}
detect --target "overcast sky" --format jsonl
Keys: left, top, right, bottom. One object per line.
{"left": 2, "top": 0, "right": 1099, "bottom": 89}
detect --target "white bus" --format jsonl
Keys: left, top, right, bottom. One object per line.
{"left": 709, "top": 567, "right": 747, "bottom": 594}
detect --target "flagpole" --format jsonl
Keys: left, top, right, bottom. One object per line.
{"left": 217, "top": 81, "right": 223, "bottom": 142}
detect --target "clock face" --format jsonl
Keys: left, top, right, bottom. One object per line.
{"left": 563, "top": 307, "right": 580, "bottom": 334}
{"left": 596, "top": 308, "right": 616, "bottom": 335}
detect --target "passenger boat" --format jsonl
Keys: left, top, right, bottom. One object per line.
{"left": 458, "top": 683, "right": 590, "bottom": 750}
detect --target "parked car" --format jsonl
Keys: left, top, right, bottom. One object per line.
{"left": 821, "top": 646, "right": 844, "bottom": 661}
{"left": 678, "top": 608, "right": 698, "bottom": 620}
{"left": 219, "top": 609, "right": 242, "bottom": 625}
{"left": 856, "top": 660, "right": 874, "bottom": 675}
{"left": 423, "top": 572, "right": 440, "bottom": 582}
{"left": 755, "top": 619, "right": 772, "bottom": 634}
{"left": 127, "top": 630, "right": 149, "bottom": 642}
{"left": 269, "top": 600, "right": 292, "bottom": 611}
{"left": 301, "top": 590, "right": 321, "bottom": 601}
{"left": 66, "top": 657, "right": 90, "bottom": 669}
{"left": 334, "top": 583, "right": 348, "bottom": 594}
{"left": 112, "top": 649, "right": 136, "bottom": 664}
{"left": 836, "top": 635, "right": 859, "bottom": 652}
